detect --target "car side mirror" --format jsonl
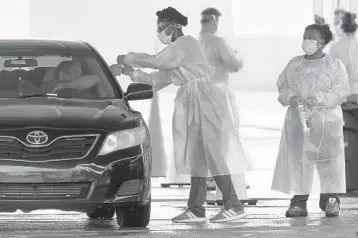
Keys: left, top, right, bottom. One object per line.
{"left": 126, "top": 83, "right": 153, "bottom": 101}
{"left": 109, "top": 64, "right": 122, "bottom": 77}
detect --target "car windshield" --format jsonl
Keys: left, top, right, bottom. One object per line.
{"left": 0, "top": 49, "right": 120, "bottom": 99}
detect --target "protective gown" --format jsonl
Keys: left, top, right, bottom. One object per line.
{"left": 271, "top": 55, "right": 350, "bottom": 195}
{"left": 124, "top": 35, "right": 249, "bottom": 177}
{"left": 328, "top": 34, "right": 358, "bottom": 95}
{"left": 199, "top": 33, "right": 250, "bottom": 199}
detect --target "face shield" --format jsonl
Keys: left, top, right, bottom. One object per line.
{"left": 201, "top": 14, "right": 219, "bottom": 33}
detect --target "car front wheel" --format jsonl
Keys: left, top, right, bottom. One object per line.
{"left": 116, "top": 199, "right": 151, "bottom": 228}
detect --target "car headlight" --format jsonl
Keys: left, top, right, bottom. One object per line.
{"left": 98, "top": 125, "right": 146, "bottom": 156}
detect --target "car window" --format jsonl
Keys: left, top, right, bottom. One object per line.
{"left": 0, "top": 52, "right": 120, "bottom": 99}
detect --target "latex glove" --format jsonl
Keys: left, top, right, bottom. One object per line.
{"left": 117, "top": 55, "right": 126, "bottom": 65}
{"left": 109, "top": 64, "right": 122, "bottom": 76}
{"left": 289, "top": 96, "right": 299, "bottom": 108}
{"left": 122, "top": 65, "right": 134, "bottom": 76}
{"left": 304, "top": 97, "right": 319, "bottom": 109}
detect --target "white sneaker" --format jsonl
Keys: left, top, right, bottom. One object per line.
{"left": 172, "top": 209, "right": 207, "bottom": 224}
{"left": 210, "top": 208, "right": 246, "bottom": 223}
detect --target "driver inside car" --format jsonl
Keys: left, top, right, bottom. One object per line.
{"left": 41, "top": 60, "right": 100, "bottom": 94}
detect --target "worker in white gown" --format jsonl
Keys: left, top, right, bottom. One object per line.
{"left": 117, "top": 7, "right": 249, "bottom": 223}
{"left": 198, "top": 8, "right": 249, "bottom": 202}
{"left": 332, "top": 8, "right": 347, "bottom": 40}
{"left": 271, "top": 24, "right": 349, "bottom": 218}
{"left": 328, "top": 11, "right": 358, "bottom": 101}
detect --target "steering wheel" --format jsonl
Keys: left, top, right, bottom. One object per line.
{"left": 52, "top": 87, "right": 90, "bottom": 98}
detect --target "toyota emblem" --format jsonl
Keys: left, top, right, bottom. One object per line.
{"left": 26, "top": 131, "right": 49, "bottom": 145}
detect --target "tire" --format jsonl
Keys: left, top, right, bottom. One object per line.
{"left": 116, "top": 199, "right": 151, "bottom": 228}
{"left": 86, "top": 207, "right": 115, "bottom": 219}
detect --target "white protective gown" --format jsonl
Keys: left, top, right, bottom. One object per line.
{"left": 271, "top": 55, "right": 349, "bottom": 195}
{"left": 199, "top": 33, "right": 250, "bottom": 199}
{"left": 199, "top": 33, "right": 243, "bottom": 85}
{"left": 328, "top": 34, "right": 358, "bottom": 95}
{"left": 124, "top": 35, "right": 249, "bottom": 177}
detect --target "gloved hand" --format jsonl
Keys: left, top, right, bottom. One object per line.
{"left": 109, "top": 64, "right": 122, "bottom": 76}
{"left": 304, "top": 97, "right": 319, "bottom": 109}
{"left": 289, "top": 96, "right": 299, "bottom": 108}
{"left": 117, "top": 55, "right": 126, "bottom": 65}
{"left": 122, "top": 65, "right": 134, "bottom": 76}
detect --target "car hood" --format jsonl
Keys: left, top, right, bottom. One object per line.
{"left": 0, "top": 98, "right": 135, "bottom": 131}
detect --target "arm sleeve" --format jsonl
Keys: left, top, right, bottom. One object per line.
{"left": 124, "top": 44, "right": 183, "bottom": 70}
{"left": 217, "top": 38, "right": 244, "bottom": 72}
{"left": 130, "top": 69, "right": 172, "bottom": 91}
{"left": 315, "top": 60, "right": 350, "bottom": 108}
{"left": 277, "top": 61, "right": 295, "bottom": 107}
{"left": 60, "top": 75, "right": 99, "bottom": 91}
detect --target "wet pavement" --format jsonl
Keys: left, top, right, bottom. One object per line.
{"left": 0, "top": 185, "right": 357, "bottom": 238}
{"left": 0, "top": 123, "right": 352, "bottom": 237}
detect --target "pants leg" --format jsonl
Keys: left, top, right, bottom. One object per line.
{"left": 319, "top": 193, "right": 340, "bottom": 211}
{"left": 187, "top": 177, "right": 207, "bottom": 217}
{"left": 215, "top": 174, "right": 249, "bottom": 200}
{"left": 291, "top": 195, "right": 309, "bottom": 209}
{"left": 213, "top": 175, "right": 244, "bottom": 211}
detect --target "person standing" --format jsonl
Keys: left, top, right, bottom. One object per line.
{"left": 117, "top": 7, "right": 249, "bottom": 223}
{"left": 329, "top": 11, "right": 358, "bottom": 100}
{"left": 271, "top": 24, "right": 349, "bottom": 217}
{"left": 332, "top": 8, "right": 347, "bottom": 39}
{"left": 198, "top": 7, "right": 249, "bottom": 202}
{"left": 328, "top": 11, "right": 358, "bottom": 191}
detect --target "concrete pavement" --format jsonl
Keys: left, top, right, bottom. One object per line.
{"left": 0, "top": 182, "right": 357, "bottom": 237}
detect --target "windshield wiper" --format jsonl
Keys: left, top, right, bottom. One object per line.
{"left": 19, "top": 93, "right": 58, "bottom": 98}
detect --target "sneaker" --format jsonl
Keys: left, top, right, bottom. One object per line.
{"left": 172, "top": 209, "right": 207, "bottom": 224}
{"left": 325, "top": 198, "right": 340, "bottom": 217}
{"left": 209, "top": 208, "right": 246, "bottom": 223}
{"left": 285, "top": 205, "right": 308, "bottom": 217}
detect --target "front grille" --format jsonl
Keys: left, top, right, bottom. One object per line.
{"left": 0, "top": 182, "right": 91, "bottom": 199}
{"left": 0, "top": 134, "right": 99, "bottom": 162}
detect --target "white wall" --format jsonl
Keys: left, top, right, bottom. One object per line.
{"left": 28, "top": 0, "right": 234, "bottom": 62}
{"left": 0, "top": 0, "right": 30, "bottom": 38}
{"left": 28, "top": 0, "right": 317, "bottom": 91}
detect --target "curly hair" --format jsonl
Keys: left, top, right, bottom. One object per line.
{"left": 305, "top": 24, "right": 333, "bottom": 45}
{"left": 341, "top": 11, "right": 358, "bottom": 33}
{"left": 156, "top": 7, "right": 188, "bottom": 27}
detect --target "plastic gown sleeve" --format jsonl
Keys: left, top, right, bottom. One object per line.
{"left": 276, "top": 61, "right": 295, "bottom": 106}
{"left": 217, "top": 38, "right": 243, "bottom": 72}
{"left": 130, "top": 69, "right": 172, "bottom": 91}
{"left": 124, "top": 44, "right": 182, "bottom": 70}
{"left": 315, "top": 60, "right": 350, "bottom": 108}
